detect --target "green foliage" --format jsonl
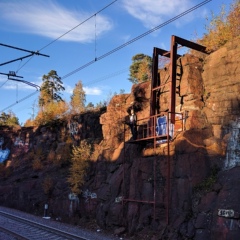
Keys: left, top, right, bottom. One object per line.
{"left": 95, "top": 101, "right": 107, "bottom": 110}
{"left": 39, "top": 70, "right": 65, "bottom": 107}
{"left": 68, "top": 140, "right": 92, "bottom": 195}
{"left": 197, "top": 0, "right": 240, "bottom": 52}
{"left": 70, "top": 80, "right": 86, "bottom": 114}
{"left": 35, "top": 70, "right": 67, "bottom": 125}
{"left": 119, "top": 89, "right": 125, "bottom": 94}
{"left": 86, "top": 102, "right": 94, "bottom": 108}
{"left": 128, "top": 53, "right": 152, "bottom": 84}
{"left": 0, "top": 111, "right": 19, "bottom": 127}
{"left": 193, "top": 166, "right": 220, "bottom": 193}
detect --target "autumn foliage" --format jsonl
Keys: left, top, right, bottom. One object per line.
{"left": 198, "top": 0, "right": 240, "bottom": 52}
{"left": 67, "top": 140, "right": 92, "bottom": 195}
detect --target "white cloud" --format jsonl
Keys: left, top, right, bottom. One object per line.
{"left": 1, "top": 78, "right": 102, "bottom": 96}
{"left": 0, "top": 0, "right": 113, "bottom": 43}
{"left": 83, "top": 86, "right": 102, "bottom": 95}
{"left": 122, "top": 0, "right": 193, "bottom": 28}
{"left": 64, "top": 84, "right": 102, "bottom": 96}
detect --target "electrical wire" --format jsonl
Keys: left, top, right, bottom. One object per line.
{"left": 85, "top": 68, "right": 128, "bottom": 86}
{"left": 0, "top": 91, "right": 39, "bottom": 113}
{"left": 15, "top": 0, "right": 118, "bottom": 73}
{"left": 0, "top": 0, "right": 211, "bottom": 114}
{"left": 0, "top": 79, "right": 9, "bottom": 88}
{"left": 61, "top": 0, "right": 212, "bottom": 80}
{"left": 39, "top": 0, "right": 117, "bottom": 52}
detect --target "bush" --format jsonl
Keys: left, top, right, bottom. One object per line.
{"left": 67, "top": 140, "right": 92, "bottom": 195}
{"left": 198, "top": 0, "right": 240, "bottom": 52}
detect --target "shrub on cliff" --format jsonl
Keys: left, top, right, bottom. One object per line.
{"left": 198, "top": 0, "right": 240, "bottom": 52}
{"left": 68, "top": 140, "right": 92, "bottom": 195}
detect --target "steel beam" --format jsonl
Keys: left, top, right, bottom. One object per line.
{"left": 174, "top": 35, "right": 209, "bottom": 53}
{"left": 170, "top": 36, "right": 178, "bottom": 124}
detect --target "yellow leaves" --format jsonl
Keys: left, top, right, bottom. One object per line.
{"left": 70, "top": 80, "right": 86, "bottom": 114}
{"left": 68, "top": 140, "right": 92, "bottom": 195}
{"left": 137, "top": 60, "right": 152, "bottom": 83}
{"left": 35, "top": 101, "right": 69, "bottom": 125}
{"left": 198, "top": 0, "right": 240, "bottom": 52}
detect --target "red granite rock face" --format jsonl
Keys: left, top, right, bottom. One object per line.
{"left": 0, "top": 38, "right": 240, "bottom": 239}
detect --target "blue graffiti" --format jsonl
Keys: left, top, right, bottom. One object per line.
{"left": 0, "top": 148, "right": 10, "bottom": 163}
{"left": 0, "top": 137, "right": 4, "bottom": 149}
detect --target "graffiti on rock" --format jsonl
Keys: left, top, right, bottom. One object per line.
{"left": 14, "top": 137, "right": 29, "bottom": 153}
{"left": 0, "top": 148, "right": 10, "bottom": 163}
{"left": 0, "top": 136, "right": 10, "bottom": 162}
{"left": 115, "top": 196, "right": 123, "bottom": 203}
{"left": 14, "top": 137, "right": 24, "bottom": 147}
{"left": 224, "top": 118, "right": 240, "bottom": 170}
{"left": 69, "top": 121, "right": 78, "bottom": 136}
{"left": 82, "top": 189, "right": 97, "bottom": 202}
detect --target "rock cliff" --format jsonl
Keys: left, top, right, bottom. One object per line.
{"left": 0, "top": 37, "right": 239, "bottom": 239}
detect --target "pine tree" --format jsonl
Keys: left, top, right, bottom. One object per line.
{"left": 39, "top": 70, "right": 65, "bottom": 108}
{"left": 128, "top": 53, "right": 152, "bottom": 84}
{"left": 70, "top": 80, "right": 86, "bottom": 114}
{"left": 36, "top": 70, "right": 67, "bottom": 124}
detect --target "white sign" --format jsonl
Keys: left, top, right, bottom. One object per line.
{"left": 218, "top": 209, "right": 234, "bottom": 218}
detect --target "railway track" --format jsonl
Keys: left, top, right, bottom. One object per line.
{"left": 0, "top": 210, "right": 89, "bottom": 240}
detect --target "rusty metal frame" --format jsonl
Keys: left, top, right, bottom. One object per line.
{"left": 169, "top": 35, "right": 208, "bottom": 123}
{"left": 123, "top": 35, "right": 208, "bottom": 226}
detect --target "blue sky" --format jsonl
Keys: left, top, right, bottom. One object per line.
{"left": 0, "top": 0, "right": 232, "bottom": 124}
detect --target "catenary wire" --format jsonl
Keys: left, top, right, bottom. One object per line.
{"left": 85, "top": 68, "right": 128, "bottom": 86}
{"left": 39, "top": 0, "right": 117, "bottom": 52}
{"left": 0, "top": 0, "right": 211, "bottom": 113}
{"left": 15, "top": 0, "right": 118, "bottom": 73}
{"left": 61, "top": 0, "right": 212, "bottom": 80}
{"left": 0, "top": 79, "right": 9, "bottom": 88}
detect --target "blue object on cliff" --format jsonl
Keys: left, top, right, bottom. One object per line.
{"left": 0, "top": 148, "right": 10, "bottom": 163}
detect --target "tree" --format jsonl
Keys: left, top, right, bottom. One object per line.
{"left": 86, "top": 102, "right": 94, "bottom": 109}
{"left": 95, "top": 101, "right": 107, "bottom": 109}
{"left": 0, "top": 111, "right": 19, "bottom": 126}
{"left": 34, "top": 101, "right": 69, "bottom": 125}
{"left": 39, "top": 70, "right": 65, "bottom": 108}
{"left": 70, "top": 80, "right": 86, "bottom": 114}
{"left": 197, "top": 0, "right": 240, "bottom": 52}
{"left": 24, "top": 118, "right": 35, "bottom": 127}
{"left": 128, "top": 53, "right": 152, "bottom": 84}
{"left": 35, "top": 70, "right": 67, "bottom": 125}
{"left": 68, "top": 140, "right": 92, "bottom": 195}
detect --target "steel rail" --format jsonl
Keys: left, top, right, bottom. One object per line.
{"left": 0, "top": 210, "right": 89, "bottom": 240}
{"left": 0, "top": 225, "right": 28, "bottom": 240}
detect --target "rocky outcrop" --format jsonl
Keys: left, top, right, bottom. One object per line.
{"left": 0, "top": 38, "right": 240, "bottom": 239}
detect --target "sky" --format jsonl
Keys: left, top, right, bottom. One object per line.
{"left": 0, "top": 0, "right": 233, "bottom": 125}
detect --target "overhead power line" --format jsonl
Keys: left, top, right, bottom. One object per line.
{"left": 85, "top": 68, "right": 128, "bottom": 86}
{"left": 39, "top": 0, "right": 118, "bottom": 52}
{"left": 0, "top": 91, "right": 39, "bottom": 113}
{"left": 61, "top": 0, "right": 212, "bottom": 80}
{"left": 0, "top": 0, "right": 211, "bottom": 114}
{"left": 15, "top": 0, "right": 118, "bottom": 73}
